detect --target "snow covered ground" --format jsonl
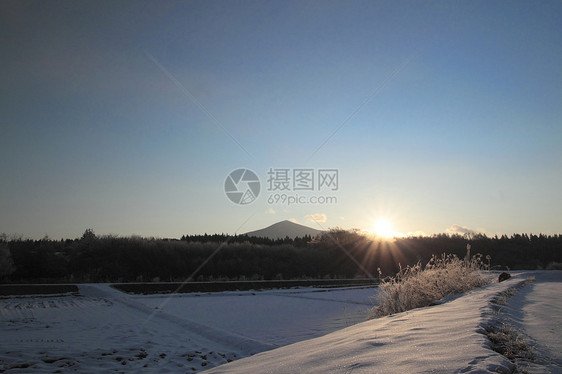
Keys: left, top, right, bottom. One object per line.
{"left": 203, "top": 271, "right": 562, "bottom": 374}
{"left": 495, "top": 271, "right": 562, "bottom": 373}
{"left": 135, "top": 286, "right": 373, "bottom": 348}
{"left": 0, "top": 284, "right": 374, "bottom": 372}
{"left": 1, "top": 271, "right": 560, "bottom": 373}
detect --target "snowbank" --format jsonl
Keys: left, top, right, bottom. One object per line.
{"left": 203, "top": 273, "right": 556, "bottom": 373}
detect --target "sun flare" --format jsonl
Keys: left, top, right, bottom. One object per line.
{"left": 373, "top": 219, "right": 394, "bottom": 239}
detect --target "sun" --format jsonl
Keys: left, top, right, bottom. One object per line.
{"left": 373, "top": 219, "right": 394, "bottom": 239}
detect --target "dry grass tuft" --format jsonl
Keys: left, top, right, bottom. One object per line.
{"left": 370, "top": 252, "right": 492, "bottom": 318}
{"left": 485, "top": 323, "right": 534, "bottom": 361}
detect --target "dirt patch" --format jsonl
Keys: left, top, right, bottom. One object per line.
{"left": 111, "top": 279, "right": 377, "bottom": 295}
{"left": 0, "top": 285, "right": 79, "bottom": 297}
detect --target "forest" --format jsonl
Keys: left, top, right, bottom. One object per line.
{"left": 0, "top": 229, "right": 561, "bottom": 283}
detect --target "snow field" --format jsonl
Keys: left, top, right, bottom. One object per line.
{"left": 1, "top": 273, "right": 560, "bottom": 373}
{"left": 0, "top": 284, "right": 376, "bottom": 373}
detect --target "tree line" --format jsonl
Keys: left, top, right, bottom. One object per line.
{"left": 0, "top": 230, "right": 560, "bottom": 283}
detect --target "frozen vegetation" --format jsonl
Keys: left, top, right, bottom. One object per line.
{"left": 371, "top": 251, "right": 493, "bottom": 318}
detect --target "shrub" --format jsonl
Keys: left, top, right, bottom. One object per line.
{"left": 546, "top": 261, "right": 562, "bottom": 270}
{"left": 370, "top": 252, "right": 492, "bottom": 318}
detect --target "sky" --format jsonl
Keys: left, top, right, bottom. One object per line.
{"left": 1, "top": 0, "right": 561, "bottom": 240}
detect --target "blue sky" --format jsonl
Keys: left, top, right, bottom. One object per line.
{"left": 1, "top": 0, "right": 561, "bottom": 239}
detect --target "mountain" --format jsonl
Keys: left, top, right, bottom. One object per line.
{"left": 244, "top": 220, "right": 323, "bottom": 240}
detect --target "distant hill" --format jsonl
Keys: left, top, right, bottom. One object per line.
{"left": 244, "top": 220, "right": 323, "bottom": 240}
